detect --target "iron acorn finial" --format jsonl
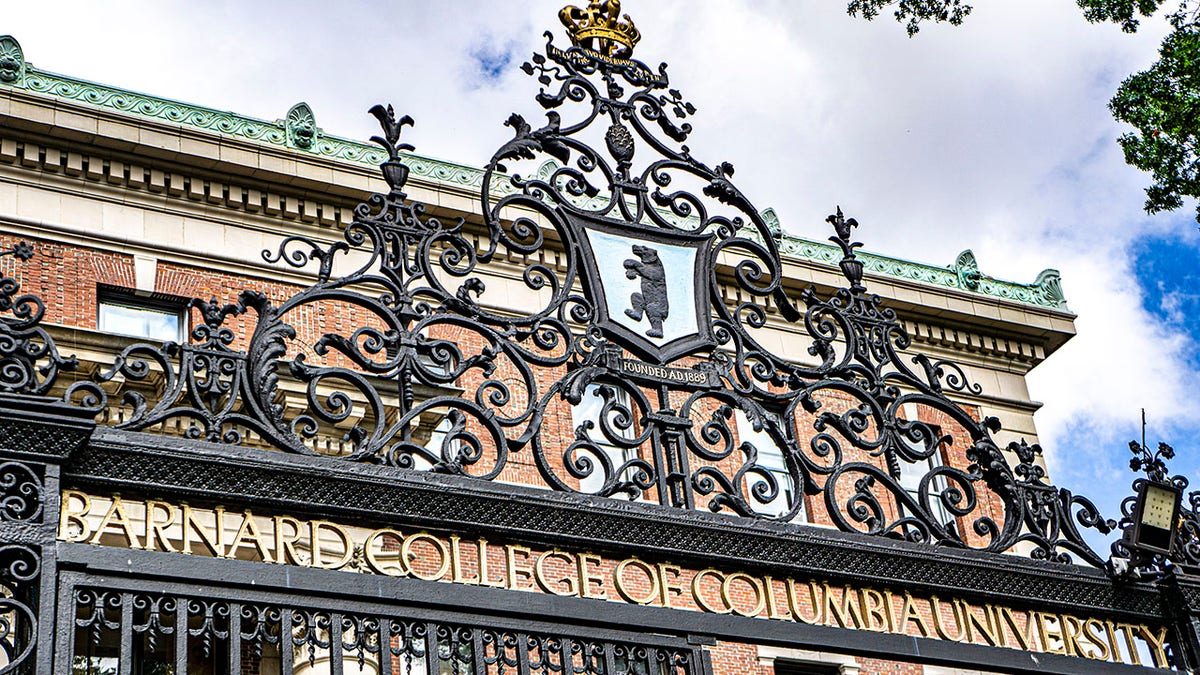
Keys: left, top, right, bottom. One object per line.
{"left": 605, "top": 121, "right": 635, "bottom": 171}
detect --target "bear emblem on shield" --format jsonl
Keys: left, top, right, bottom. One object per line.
{"left": 623, "top": 245, "right": 670, "bottom": 338}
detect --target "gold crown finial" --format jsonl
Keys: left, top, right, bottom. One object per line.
{"left": 559, "top": 1, "right": 641, "bottom": 59}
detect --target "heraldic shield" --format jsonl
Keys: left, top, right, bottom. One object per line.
{"left": 569, "top": 209, "right": 715, "bottom": 364}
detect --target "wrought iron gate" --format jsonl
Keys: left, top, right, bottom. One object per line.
{"left": 2, "top": 1, "right": 1200, "bottom": 674}
{"left": 56, "top": 571, "right": 709, "bottom": 675}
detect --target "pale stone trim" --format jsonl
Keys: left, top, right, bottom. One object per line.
{"left": 756, "top": 646, "right": 861, "bottom": 674}
{"left": 132, "top": 254, "right": 156, "bottom": 294}
{"left": 921, "top": 666, "right": 997, "bottom": 675}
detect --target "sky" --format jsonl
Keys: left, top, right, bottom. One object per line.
{"left": 5, "top": 1, "right": 1199, "bottom": 555}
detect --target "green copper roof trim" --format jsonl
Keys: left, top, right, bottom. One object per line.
{"left": 773, "top": 235, "right": 1067, "bottom": 310}
{"left": 0, "top": 35, "right": 1066, "bottom": 311}
{"left": 0, "top": 39, "right": 515, "bottom": 197}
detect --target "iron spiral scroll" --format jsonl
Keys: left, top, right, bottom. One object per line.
{"left": 0, "top": 19, "right": 1120, "bottom": 568}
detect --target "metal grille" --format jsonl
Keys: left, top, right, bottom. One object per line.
{"left": 61, "top": 583, "right": 706, "bottom": 675}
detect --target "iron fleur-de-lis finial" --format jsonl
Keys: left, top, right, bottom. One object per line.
{"left": 368, "top": 104, "right": 416, "bottom": 191}
{"left": 826, "top": 206, "right": 864, "bottom": 290}
{"left": 368, "top": 104, "right": 415, "bottom": 160}
{"left": 826, "top": 206, "right": 858, "bottom": 245}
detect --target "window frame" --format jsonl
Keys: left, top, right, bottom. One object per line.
{"left": 96, "top": 288, "right": 189, "bottom": 343}
{"left": 571, "top": 382, "right": 644, "bottom": 498}
{"left": 896, "top": 402, "right": 953, "bottom": 527}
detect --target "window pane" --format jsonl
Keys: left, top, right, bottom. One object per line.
{"left": 571, "top": 385, "right": 639, "bottom": 496}
{"left": 897, "top": 456, "right": 930, "bottom": 492}
{"left": 98, "top": 302, "right": 181, "bottom": 342}
{"left": 734, "top": 410, "right": 803, "bottom": 521}
{"left": 897, "top": 453, "right": 952, "bottom": 524}
{"left": 897, "top": 403, "right": 952, "bottom": 524}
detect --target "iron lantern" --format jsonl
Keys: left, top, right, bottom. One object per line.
{"left": 1128, "top": 479, "right": 1183, "bottom": 557}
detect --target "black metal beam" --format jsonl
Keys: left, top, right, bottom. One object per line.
{"left": 67, "top": 428, "right": 1164, "bottom": 625}
{"left": 58, "top": 543, "right": 1170, "bottom": 675}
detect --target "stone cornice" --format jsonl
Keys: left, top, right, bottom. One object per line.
{"left": 0, "top": 49, "right": 1073, "bottom": 312}
{"left": 774, "top": 231, "right": 1068, "bottom": 311}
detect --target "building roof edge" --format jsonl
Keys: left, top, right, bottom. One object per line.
{"left": 0, "top": 37, "right": 1068, "bottom": 311}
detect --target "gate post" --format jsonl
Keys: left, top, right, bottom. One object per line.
{"left": 0, "top": 396, "right": 96, "bottom": 674}
{"left": 1157, "top": 569, "right": 1200, "bottom": 671}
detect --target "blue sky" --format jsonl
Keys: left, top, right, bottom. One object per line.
{"left": 4, "top": 0, "right": 1199, "bottom": 562}
{"left": 468, "top": 40, "right": 518, "bottom": 86}
{"left": 1051, "top": 219, "right": 1199, "bottom": 552}
{"left": 1135, "top": 231, "right": 1200, "bottom": 372}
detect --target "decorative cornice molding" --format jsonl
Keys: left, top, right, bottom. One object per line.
{"left": 284, "top": 102, "right": 318, "bottom": 150}
{"left": 4, "top": 57, "right": 513, "bottom": 197}
{"left": 0, "top": 36, "right": 24, "bottom": 85}
{"left": 776, "top": 234, "right": 1069, "bottom": 311}
{"left": 0, "top": 47, "right": 1067, "bottom": 310}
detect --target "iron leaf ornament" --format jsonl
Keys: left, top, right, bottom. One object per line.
{"left": 368, "top": 104, "right": 415, "bottom": 192}
{"left": 0, "top": 3, "right": 1108, "bottom": 570}
{"left": 367, "top": 104, "right": 414, "bottom": 160}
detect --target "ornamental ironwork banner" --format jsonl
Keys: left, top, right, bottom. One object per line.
{"left": 58, "top": 490, "right": 1173, "bottom": 668}
{"left": 0, "top": 0, "right": 1121, "bottom": 569}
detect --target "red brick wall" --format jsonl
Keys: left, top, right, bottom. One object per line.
{"left": 1, "top": 234, "right": 131, "bottom": 329}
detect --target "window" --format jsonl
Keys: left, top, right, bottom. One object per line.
{"left": 571, "top": 384, "right": 642, "bottom": 497}
{"left": 896, "top": 403, "right": 952, "bottom": 527}
{"left": 98, "top": 294, "right": 186, "bottom": 342}
{"left": 424, "top": 412, "right": 467, "bottom": 467}
{"left": 896, "top": 450, "right": 952, "bottom": 525}
{"left": 735, "top": 409, "right": 805, "bottom": 521}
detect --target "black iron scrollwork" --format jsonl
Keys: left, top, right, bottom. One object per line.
{"left": 0, "top": 544, "right": 40, "bottom": 671}
{"left": 0, "top": 460, "right": 45, "bottom": 672}
{"left": 0, "top": 461, "right": 43, "bottom": 524}
{"left": 0, "top": 4, "right": 1109, "bottom": 568}
{"left": 0, "top": 242, "right": 105, "bottom": 410}
{"left": 0, "top": 242, "right": 75, "bottom": 397}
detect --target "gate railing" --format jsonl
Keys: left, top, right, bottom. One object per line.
{"left": 57, "top": 573, "right": 710, "bottom": 675}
